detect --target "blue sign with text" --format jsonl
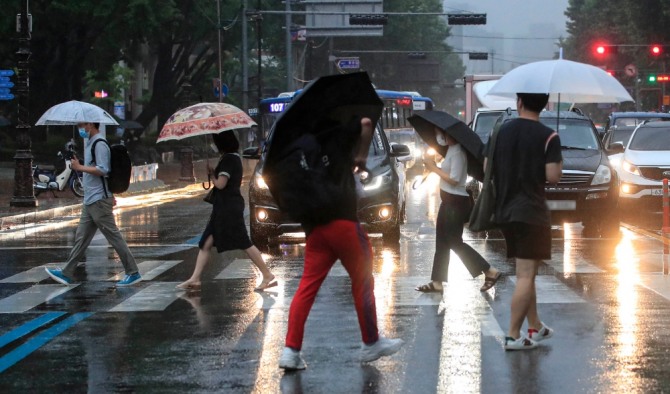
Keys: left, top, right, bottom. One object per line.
{"left": 0, "top": 82, "right": 15, "bottom": 88}
{"left": 0, "top": 70, "right": 14, "bottom": 77}
{"left": 0, "top": 94, "right": 15, "bottom": 100}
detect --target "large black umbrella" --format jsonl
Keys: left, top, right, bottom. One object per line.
{"left": 265, "top": 72, "right": 382, "bottom": 162}
{"left": 262, "top": 72, "right": 383, "bottom": 223}
{"left": 408, "top": 110, "right": 485, "bottom": 182}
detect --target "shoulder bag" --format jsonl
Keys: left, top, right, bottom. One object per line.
{"left": 468, "top": 123, "right": 501, "bottom": 232}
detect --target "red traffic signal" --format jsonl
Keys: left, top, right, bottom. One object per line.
{"left": 595, "top": 45, "right": 607, "bottom": 55}
{"left": 651, "top": 45, "right": 663, "bottom": 56}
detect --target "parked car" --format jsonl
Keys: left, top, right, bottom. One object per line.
{"left": 494, "top": 109, "right": 620, "bottom": 235}
{"left": 611, "top": 120, "right": 670, "bottom": 210}
{"left": 603, "top": 111, "right": 670, "bottom": 138}
{"left": 243, "top": 123, "right": 411, "bottom": 247}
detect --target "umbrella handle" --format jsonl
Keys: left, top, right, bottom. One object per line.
{"left": 412, "top": 174, "right": 430, "bottom": 190}
{"left": 202, "top": 174, "right": 212, "bottom": 190}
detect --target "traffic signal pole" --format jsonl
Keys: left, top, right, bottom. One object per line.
{"left": 11, "top": 0, "right": 37, "bottom": 207}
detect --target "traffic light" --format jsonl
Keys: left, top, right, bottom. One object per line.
{"left": 649, "top": 73, "right": 658, "bottom": 83}
{"left": 447, "top": 14, "right": 487, "bottom": 25}
{"left": 593, "top": 43, "right": 617, "bottom": 56}
{"left": 469, "top": 52, "right": 488, "bottom": 60}
{"left": 651, "top": 45, "right": 663, "bottom": 56}
{"left": 349, "top": 14, "right": 388, "bottom": 25}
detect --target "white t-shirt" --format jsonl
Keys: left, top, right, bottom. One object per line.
{"left": 439, "top": 143, "right": 469, "bottom": 196}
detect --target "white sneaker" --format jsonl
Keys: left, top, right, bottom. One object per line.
{"left": 278, "top": 347, "right": 306, "bottom": 370}
{"left": 528, "top": 323, "right": 554, "bottom": 342}
{"left": 360, "top": 336, "right": 404, "bottom": 363}
{"left": 504, "top": 334, "right": 538, "bottom": 351}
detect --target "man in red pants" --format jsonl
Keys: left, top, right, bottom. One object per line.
{"left": 278, "top": 117, "right": 404, "bottom": 370}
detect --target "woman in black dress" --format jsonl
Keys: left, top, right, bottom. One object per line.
{"left": 177, "top": 130, "right": 276, "bottom": 291}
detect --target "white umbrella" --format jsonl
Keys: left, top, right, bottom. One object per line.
{"left": 35, "top": 100, "right": 119, "bottom": 126}
{"left": 486, "top": 51, "right": 634, "bottom": 104}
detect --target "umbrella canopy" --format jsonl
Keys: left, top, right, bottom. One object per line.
{"left": 113, "top": 116, "right": 144, "bottom": 130}
{"left": 408, "top": 110, "right": 485, "bottom": 182}
{"left": 157, "top": 102, "right": 255, "bottom": 143}
{"left": 486, "top": 57, "right": 634, "bottom": 104}
{"left": 264, "top": 72, "right": 383, "bottom": 163}
{"left": 35, "top": 100, "right": 119, "bottom": 126}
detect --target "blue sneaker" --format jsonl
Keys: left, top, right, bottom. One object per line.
{"left": 116, "top": 273, "right": 142, "bottom": 287}
{"left": 45, "top": 267, "right": 72, "bottom": 285}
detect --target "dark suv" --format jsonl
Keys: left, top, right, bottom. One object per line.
{"left": 243, "top": 123, "right": 411, "bottom": 247}
{"left": 495, "top": 109, "right": 620, "bottom": 235}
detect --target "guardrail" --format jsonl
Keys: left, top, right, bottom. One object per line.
{"left": 130, "top": 163, "right": 158, "bottom": 184}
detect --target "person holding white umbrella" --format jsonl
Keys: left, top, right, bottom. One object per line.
{"left": 487, "top": 93, "right": 563, "bottom": 350}
{"left": 45, "top": 121, "right": 142, "bottom": 287}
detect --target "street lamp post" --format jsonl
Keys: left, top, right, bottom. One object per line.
{"left": 11, "top": 0, "right": 37, "bottom": 207}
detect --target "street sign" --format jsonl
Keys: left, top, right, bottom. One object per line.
{"left": 336, "top": 58, "right": 360, "bottom": 70}
{"left": 0, "top": 69, "right": 14, "bottom": 77}
{"left": 0, "top": 77, "right": 10, "bottom": 83}
{"left": 221, "top": 84, "right": 229, "bottom": 98}
{"left": 0, "top": 82, "right": 14, "bottom": 88}
{"left": 0, "top": 88, "right": 10, "bottom": 95}
{"left": 0, "top": 94, "right": 15, "bottom": 100}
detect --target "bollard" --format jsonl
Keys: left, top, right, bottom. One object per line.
{"left": 179, "top": 148, "right": 196, "bottom": 182}
{"left": 664, "top": 179, "right": 669, "bottom": 275}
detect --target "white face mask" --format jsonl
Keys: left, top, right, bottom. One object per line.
{"left": 435, "top": 131, "right": 448, "bottom": 146}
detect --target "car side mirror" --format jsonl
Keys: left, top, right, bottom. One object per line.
{"left": 242, "top": 146, "right": 261, "bottom": 160}
{"left": 607, "top": 141, "right": 625, "bottom": 154}
{"left": 390, "top": 143, "right": 411, "bottom": 158}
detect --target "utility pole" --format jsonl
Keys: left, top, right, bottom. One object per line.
{"left": 285, "top": 0, "right": 293, "bottom": 91}
{"left": 241, "top": 0, "right": 249, "bottom": 111}
{"left": 216, "top": 0, "right": 222, "bottom": 103}
{"left": 11, "top": 0, "right": 36, "bottom": 207}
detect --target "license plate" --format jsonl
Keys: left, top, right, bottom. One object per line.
{"left": 546, "top": 200, "right": 576, "bottom": 210}
{"left": 651, "top": 189, "right": 665, "bottom": 196}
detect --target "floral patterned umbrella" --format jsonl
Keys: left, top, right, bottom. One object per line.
{"left": 156, "top": 102, "right": 256, "bottom": 143}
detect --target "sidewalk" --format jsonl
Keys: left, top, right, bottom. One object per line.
{"left": 0, "top": 159, "right": 229, "bottom": 229}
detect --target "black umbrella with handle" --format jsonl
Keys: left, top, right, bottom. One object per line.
{"left": 408, "top": 110, "right": 485, "bottom": 189}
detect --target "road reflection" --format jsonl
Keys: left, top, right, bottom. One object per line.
{"left": 613, "top": 228, "right": 641, "bottom": 385}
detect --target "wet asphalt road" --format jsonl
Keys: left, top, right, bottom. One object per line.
{"left": 0, "top": 176, "right": 669, "bottom": 393}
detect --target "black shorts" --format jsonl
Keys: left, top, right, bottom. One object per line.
{"left": 500, "top": 222, "right": 552, "bottom": 260}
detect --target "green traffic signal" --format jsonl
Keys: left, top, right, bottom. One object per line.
{"left": 649, "top": 74, "right": 657, "bottom": 83}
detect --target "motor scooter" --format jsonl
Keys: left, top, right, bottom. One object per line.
{"left": 32, "top": 139, "right": 85, "bottom": 197}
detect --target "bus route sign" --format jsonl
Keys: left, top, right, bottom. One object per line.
{"left": 336, "top": 58, "right": 360, "bottom": 70}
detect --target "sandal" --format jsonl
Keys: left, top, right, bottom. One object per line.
{"left": 415, "top": 282, "right": 443, "bottom": 293}
{"left": 176, "top": 282, "right": 202, "bottom": 291}
{"left": 480, "top": 272, "right": 502, "bottom": 292}
{"left": 255, "top": 277, "right": 278, "bottom": 291}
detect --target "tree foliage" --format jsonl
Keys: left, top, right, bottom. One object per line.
{"left": 564, "top": 0, "right": 670, "bottom": 111}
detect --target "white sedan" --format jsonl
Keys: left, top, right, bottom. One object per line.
{"left": 611, "top": 121, "right": 670, "bottom": 202}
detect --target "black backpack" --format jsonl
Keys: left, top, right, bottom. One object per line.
{"left": 265, "top": 133, "right": 341, "bottom": 225}
{"left": 91, "top": 139, "right": 132, "bottom": 194}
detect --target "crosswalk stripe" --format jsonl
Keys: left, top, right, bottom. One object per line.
{"left": 638, "top": 274, "right": 670, "bottom": 301}
{"left": 214, "top": 259, "right": 257, "bottom": 280}
{"left": 0, "top": 284, "right": 79, "bottom": 313}
{"left": 108, "top": 282, "right": 181, "bottom": 312}
{"left": 0, "top": 312, "right": 93, "bottom": 374}
{"left": 0, "top": 265, "right": 50, "bottom": 284}
{"left": 0, "top": 312, "right": 66, "bottom": 348}
{"left": 509, "top": 275, "right": 586, "bottom": 303}
{"left": 107, "top": 260, "right": 182, "bottom": 281}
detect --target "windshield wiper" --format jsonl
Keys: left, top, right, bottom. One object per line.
{"left": 561, "top": 145, "right": 589, "bottom": 150}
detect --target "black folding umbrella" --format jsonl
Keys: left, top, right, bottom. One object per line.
{"left": 408, "top": 110, "right": 485, "bottom": 182}
{"left": 265, "top": 72, "right": 383, "bottom": 162}
{"left": 262, "top": 72, "right": 383, "bottom": 222}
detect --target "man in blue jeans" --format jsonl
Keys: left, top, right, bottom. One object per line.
{"left": 45, "top": 122, "right": 142, "bottom": 287}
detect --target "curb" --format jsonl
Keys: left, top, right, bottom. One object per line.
{"left": 0, "top": 180, "right": 175, "bottom": 230}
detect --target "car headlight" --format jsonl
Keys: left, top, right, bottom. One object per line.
{"left": 255, "top": 174, "right": 269, "bottom": 189}
{"left": 363, "top": 171, "right": 392, "bottom": 191}
{"left": 622, "top": 160, "right": 640, "bottom": 176}
{"left": 591, "top": 164, "right": 612, "bottom": 185}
